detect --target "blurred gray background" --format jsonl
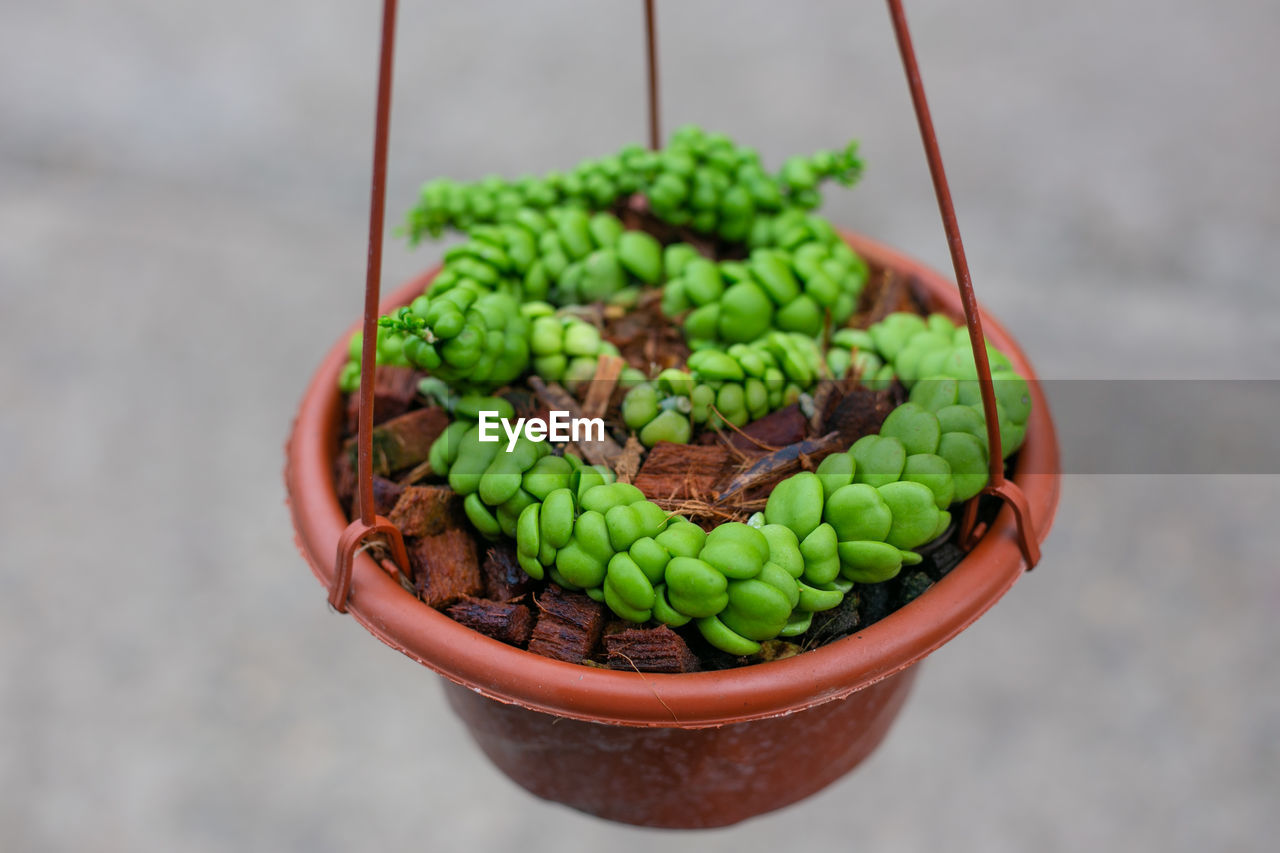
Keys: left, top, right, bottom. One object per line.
{"left": 2, "top": 1, "right": 1277, "bottom": 850}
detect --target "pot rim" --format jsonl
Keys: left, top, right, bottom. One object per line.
{"left": 285, "top": 230, "right": 1061, "bottom": 729}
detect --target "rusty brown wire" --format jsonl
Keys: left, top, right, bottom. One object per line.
{"left": 331, "top": 0, "right": 409, "bottom": 612}
{"left": 885, "top": 0, "right": 1039, "bottom": 567}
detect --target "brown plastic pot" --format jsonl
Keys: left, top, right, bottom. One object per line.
{"left": 285, "top": 231, "right": 1060, "bottom": 829}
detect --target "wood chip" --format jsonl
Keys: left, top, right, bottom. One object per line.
{"left": 632, "top": 442, "right": 739, "bottom": 502}
{"left": 342, "top": 406, "right": 450, "bottom": 477}
{"left": 333, "top": 451, "right": 357, "bottom": 510}
{"left": 822, "top": 387, "right": 897, "bottom": 445}
{"left": 850, "top": 267, "right": 923, "bottom": 329}
{"left": 409, "top": 526, "right": 481, "bottom": 609}
{"left": 344, "top": 366, "right": 423, "bottom": 433}
{"left": 611, "top": 435, "right": 645, "bottom": 485}
{"left": 481, "top": 545, "right": 538, "bottom": 602}
{"left": 580, "top": 354, "right": 625, "bottom": 421}
{"left": 809, "top": 379, "right": 841, "bottom": 436}
{"left": 727, "top": 404, "right": 808, "bottom": 452}
{"left": 397, "top": 458, "right": 434, "bottom": 486}
{"left": 714, "top": 432, "right": 846, "bottom": 503}
{"left": 527, "top": 586, "right": 606, "bottom": 664}
{"left": 446, "top": 597, "right": 534, "bottom": 647}
{"left": 604, "top": 626, "right": 701, "bottom": 673}
{"left": 601, "top": 291, "right": 690, "bottom": 373}
{"left": 387, "top": 485, "right": 459, "bottom": 538}
{"left": 367, "top": 476, "right": 404, "bottom": 517}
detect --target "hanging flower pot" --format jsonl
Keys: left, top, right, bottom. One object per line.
{"left": 285, "top": 0, "right": 1059, "bottom": 830}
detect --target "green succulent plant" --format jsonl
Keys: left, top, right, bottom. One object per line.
{"left": 338, "top": 126, "right": 1030, "bottom": 655}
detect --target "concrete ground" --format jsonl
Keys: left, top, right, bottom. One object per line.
{"left": 2, "top": 1, "right": 1277, "bottom": 850}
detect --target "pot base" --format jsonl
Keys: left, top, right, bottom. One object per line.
{"left": 444, "top": 665, "right": 918, "bottom": 828}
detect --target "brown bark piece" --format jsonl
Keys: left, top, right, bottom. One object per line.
{"left": 409, "top": 527, "right": 481, "bottom": 609}
{"left": 850, "top": 267, "right": 920, "bottom": 329}
{"left": 368, "top": 476, "right": 404, "bottom": 517}
{"left": 633, "top": 442, "right": 738, "bottom": 502}
{"left": 727, "top": 404, "right": 808, "bottom": 452}
{"left": 334, "top": 471, "right": 404, "bottom": 520}
{"left": 602, "top": 292, "right": 690, "bottom": 374}
{"left": 397, "top": 459, "right": 433, "bottom": 487}
{"left": 906, "top": 273, "right": 945, "bottom": 317}
{"left": 823, "top": 387, "right": 897, "bottom": 445}
{"left": 342, "top": 406, "right": 449, "bottom": 477}
{"left": 605, "top": 626, "right": 701, "bottom": 673}
{"left": 536, "top": 586, "right": 607, "bottom": 631}
{"left": 344, "top": 366, "right": 423, "bottom": 433}
{"left": 446, "top": 597, "right": 534, "bottom": 647}
{"left": 333, "top": 451, "right": 357, "bottom": 510}
{"left": 580, "top": 354, "right": 625, "bottom": 422}
{"left": 715, "top": 432, "right": 846, "bottom": 504}
{"left": 388, "top": 485, "right": 459, "bottom": 538}
{"left": 481, "top": 545, "right": 538, "bottom": 601}
{"left": 612, "top": 435, "right": 645, "bottom": 485}
{"left": 527, "top": 586, "right": 606, "bottom": 664}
